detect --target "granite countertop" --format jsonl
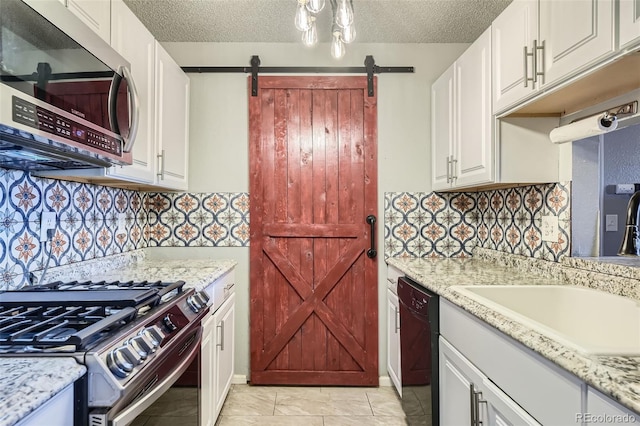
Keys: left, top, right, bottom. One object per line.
{"left": 34, "top": 250, "right": 238, "bottom": 293}
{"left": 387, "top": 249, "right": 640, "bottom": 415}
{"left": 0, "top": 358, "right": 86, "bottom": 426}
{"left": 3, "top": 250, "right": 238, "bottom": 426}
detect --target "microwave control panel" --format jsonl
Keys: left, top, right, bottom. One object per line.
{"left": 12, "top": 96, "right": 122, "bottom": 156}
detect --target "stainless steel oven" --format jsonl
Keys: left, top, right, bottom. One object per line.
{"left": 0, "top": 280, "right": 210, "bottom": 426}
{"left": 0, "top": 0, "right": 139, "bottom": 171}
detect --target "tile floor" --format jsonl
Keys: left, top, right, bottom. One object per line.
{"left": 133, "top": 384, "right": 431, "bottom": 426}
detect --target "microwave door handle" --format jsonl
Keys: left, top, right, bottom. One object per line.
{"left": 107, "top": 71, "right": 122, "bottom": 138}
{"left": 121, "top": 65, "right": 139, "bottom": 153}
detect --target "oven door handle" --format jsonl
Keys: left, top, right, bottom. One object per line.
{"left": 110, "top": 330, "right": 201, "bottom": 426}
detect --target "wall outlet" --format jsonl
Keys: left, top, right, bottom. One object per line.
{"left": 40, "top": 211, "right": 56, "bottom": 242}
{"left": 605, "top": 214, "right": 618, "bottom": 232}
{"left": 116, "top": 213, "right": 127, "bottom": 235}
{"left": 541, "top": 215, "right": 558, "bottom": 242}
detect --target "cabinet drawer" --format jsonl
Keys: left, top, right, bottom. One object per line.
{"left": 203, "top": 271, "right": 235, "bottom": 313}
{"left": 440, "top": 299, "right": 583, "bottom": 425}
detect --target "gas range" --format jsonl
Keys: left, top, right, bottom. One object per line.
{"left": 0, "top": 280, "right": 210, "bottom": 426}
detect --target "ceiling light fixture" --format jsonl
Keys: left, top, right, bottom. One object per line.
{"left": 295, "top": 0, "right": 356, "bottom": 59}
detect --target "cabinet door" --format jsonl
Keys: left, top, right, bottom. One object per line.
{"left": 540, "top": 0, "right": 615, "bottom": 86}
{"left": 16, "top": 384, "right": 74, "bottom": 426}
{"left": 66, "top": 0, "right": 110, "bottom": 42}
{"left": 439, "top": 337, "right": 482, "bottom": 426}
{"left": 108, "top": 0, "right": 157, "bottom": 184}
{"left": 492, "top": 0, "right": 539, "bottom": 113}
{"left": 620, "top": 0, "right": 640, "bottom": 49}
{"left": 200, "top": 314, "right": 215, "bottom": 426}
{"left": 155, "top": 43, "right": 190, "bottom": 190}
{"left": 214, "top": 294, "right": 235, "bottom": 420}
{"left": 387, "top": 289, "right": 401, "bottom": 396}
{"left": 481, "top": 378, "right": 540, "bottom": 426}
{"left": 585, "top": 387, "right": 640, "bottom": 424}
{"left": 454, "top": 27, "right": 493, "bottom": 188}
{"left": 431, "top": 64, "right": 455, "bottom": 190}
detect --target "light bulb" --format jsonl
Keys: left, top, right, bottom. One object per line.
{"left": 335, "top": 0, "right": 353, "bottom": 29}
{"left": 331, "top": 33, "right": 345, "bottom": 59}
{"left": 342, "top": 24, "right": 356, "bottom": 44}
{"left": 302, "top": 18, "right": 318, "bottom": 47}
{"left": 306, "top": 0, "right": 325, "bottom": 14}
{"left": 295, "top": 0, "right": 311, "bottom": 31}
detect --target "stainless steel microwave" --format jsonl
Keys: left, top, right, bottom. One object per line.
{"left": 0, "top": 0, "right": 138, "bottom": 171}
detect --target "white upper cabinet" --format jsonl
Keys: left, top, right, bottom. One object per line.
{"left": 432, "top": 27, "right": 492, "bottom": 190}
{"left": 620, "top": 0, "right": 640, "bottom": 49}
{"left": 492, "top": 0, "right": 539, "bottom": 112}
{"left": 431, "top": 64, "right": 455, "bottom": 190}
{"left": 539, "top": 0, "right": 615, "bottom": 87}
{"left": 108, "top": 0, "right": 157, "bottom": 184}
{"left": 492, "top": 0, "right": 616, "bottom": 114}
{"left": 65, "top": 0, "right": 111, "bottom": 42}
{"left": 155, "top": 42, "right": 190, "bottom": 191}
{"left": 454, "top": 27, "right": 493, "bottom": 188}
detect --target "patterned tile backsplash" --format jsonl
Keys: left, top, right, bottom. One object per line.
{"left": 0, "top": 167, "right": 249, "bottom": 289}
{"left": 0, "top": 163, "right": 570, "bottom": 289}
{"left": 385, "top": 182, "right": 571, "bottom": 261}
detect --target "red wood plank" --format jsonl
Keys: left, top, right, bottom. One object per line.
{"left": 251, "top": 370, "right": 378, "bottom": 386}
{"left": 257, "top": 76, "right": 368, "bottom": 90}
{"left": 263, "top": 223, "right": 360, "bottom": 237}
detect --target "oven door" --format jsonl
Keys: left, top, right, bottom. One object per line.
{"left": 89, "top": 323, "right": 202, "bottom": 426}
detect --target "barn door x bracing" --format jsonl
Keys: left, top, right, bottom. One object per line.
{"left": 249, "top": 76, "right": 378, "bottom": 386}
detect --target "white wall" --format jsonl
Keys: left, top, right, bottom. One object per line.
{"left": 163, "top": 41, "right": 469, "bottom": 380}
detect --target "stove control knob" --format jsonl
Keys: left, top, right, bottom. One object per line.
{"left": 187, "top": 295, "right": 204, "bottom": 313}
{"left": 163, "top": 314, "right": 178, "bottom": 332}
{"left": 196, "top": 291, "right": 210, "bottom": 305}
{"left": 107, "top": 347, "right": 135, "bottom": 378}
{"left": 128, "top": 336, "right": 151, "bottom": 360}
{"left": 140, "top": 327, "right": 162, "bottom": 351}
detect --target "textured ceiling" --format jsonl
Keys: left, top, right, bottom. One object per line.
{"left": 123, "top": 0, "right": 513, "bottom": 44}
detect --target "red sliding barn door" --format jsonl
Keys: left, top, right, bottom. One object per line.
{"left": 249, "top": 76, "right": 378, "bottom": 386}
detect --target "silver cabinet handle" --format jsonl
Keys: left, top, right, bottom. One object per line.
{"left": 217, "top": 320, "right": 225, "bottom": 350}
{"left": 394, "top": 307, "right": 400, "bottom": 332}
{"left": 534, "top": 39, "right": 545, "bottom": 85}
{"left": 523, "top": 45, "right": 529, "bottom": 88}
{"left": 470, "top": 384, "right": 487, "bottom": 426}
{"left": 524, "top": 40, "right": 545, "bottom": 88}
{"left": 121, "top": 65, "right": 140, "bottom": 153}
{"left": 157, "top": 149, "right": 165, "bottom": 179}
{"left": 451, "top": 157, "right": 458, "bottom": 181}
{"left": 446, "top": 155, "right": 452, "bottom": 183}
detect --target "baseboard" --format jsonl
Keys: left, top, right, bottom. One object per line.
{"left": 232, "top": 374, "right": 248, "bottom": 385}
{"left": 379, "top": 376, "right": 392, "bottom": 386}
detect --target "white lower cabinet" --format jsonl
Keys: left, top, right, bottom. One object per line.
{"left": 16, "top": 384, "right": 74, "bottom": 426}
{"left": 386, "top": 288, "right": 401, "bottom": 395}
{"left": 440, "top": 298, "right": 640, "bottom": 425}
{"left": 213, "top": 293, "right": 235, "bottom": 420}
{"left": 200, "top": 312, "right": 216, "bottom": 426}
{"left": 440, "top": 337, "right": 539, "bottom": 426}
{"left": 201, "top": 272, "right": 236, "bottom": 426}
{"left": 584, "top": 387, "right": 639, "bottom": 424}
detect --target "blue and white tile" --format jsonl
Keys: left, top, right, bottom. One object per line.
{"left": 94, "top": 222, "right": 116, "bottom": 257}
{"left": 94, "top": 185, "right": 115, "bottom": 222}
{"left": 8, "top": 173, "right": 42, "bottom": 222}
{"left": 202, "top": 221, "right": 229, "bottom": 246}
{"left": 41, "top": 179, "right": 72, "bottom": 217}
{"left": 202, "top": 193, "right": 230, "bottom": 216}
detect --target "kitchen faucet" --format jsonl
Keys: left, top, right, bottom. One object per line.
{"left": 618, "top": 190, "right": 640, "bottom": 256}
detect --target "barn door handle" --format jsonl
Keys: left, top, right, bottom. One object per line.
{"left": 366, "top": 215, "right": 377, "bottom": 259}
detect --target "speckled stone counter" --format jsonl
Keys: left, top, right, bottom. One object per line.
{"left": 387, "top": 249, "right": 640, "bottom": 415}
{"left": 0, "top": 358, "right": 85, "bottom": 426}
{"left": 32, "top": 249, "right": 238, "bottom": 293}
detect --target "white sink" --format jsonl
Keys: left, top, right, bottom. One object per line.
{"left": 450, "top": 285, "right": 640, "bottom": 356}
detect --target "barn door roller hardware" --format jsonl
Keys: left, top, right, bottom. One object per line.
{"left": 181, "top": 55, "right": 414, "bottom": 97}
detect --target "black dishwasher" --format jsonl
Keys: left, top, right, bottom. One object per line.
{"left": 398, "top": 276, "right": 439, "bottom": 426}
